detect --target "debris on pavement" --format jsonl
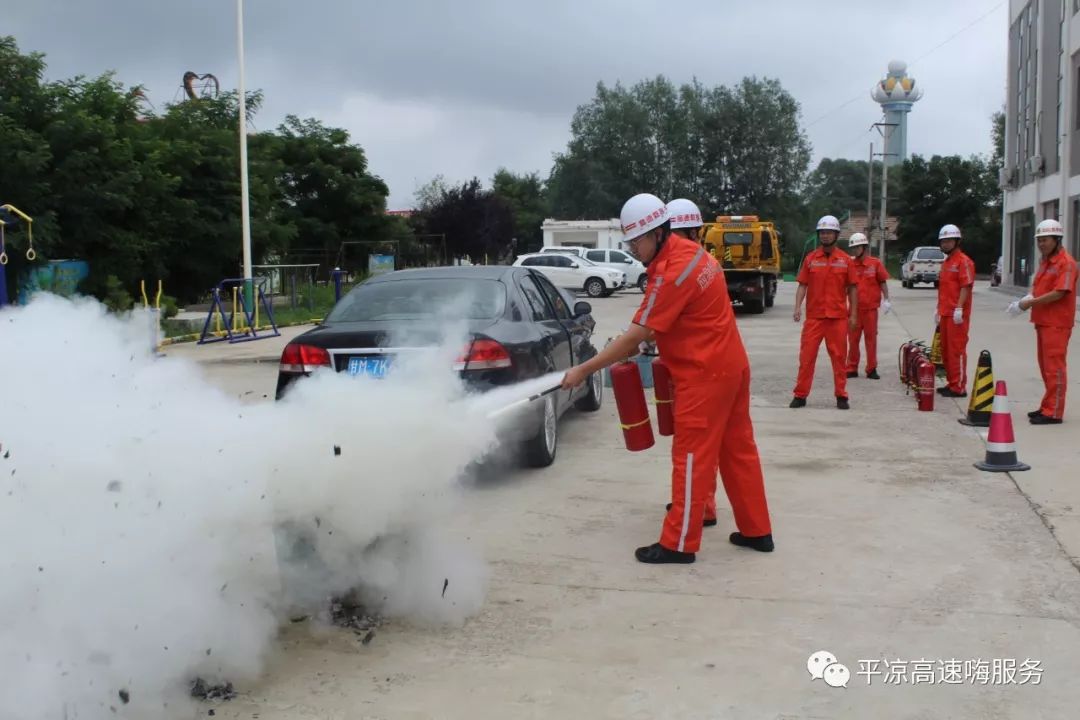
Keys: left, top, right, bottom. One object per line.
{"left": 329, "top": 590, "right": 383, "bottom": 642}
{"left": 189, "top": 678, "right": 237, "bottom": 701}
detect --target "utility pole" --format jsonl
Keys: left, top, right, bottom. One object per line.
{"left": 867, "top": 142, "right": 874, "bottom": 246}
{"left": 871, "top": 121, "right": 899, "bottom": 261}
{"left": 237, "top": 0, "right": 253, "bottom": 311}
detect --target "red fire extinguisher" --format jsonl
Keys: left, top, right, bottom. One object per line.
{"left": 916, "top": 356, "right": 935, "bottom": 411}
{"left": 898, "top": 342, "right": 911, "bottom": 385}
{"left": 610, "top": 360, "right": 655, "bottom": 451}
{"left": 652, "top": 357, "right": 674, "bottom": 437}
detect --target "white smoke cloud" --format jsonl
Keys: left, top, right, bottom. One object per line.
{"left": 0, "top": 292, "right": 539, "bottom": 719}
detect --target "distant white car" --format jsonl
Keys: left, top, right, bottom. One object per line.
{"left": 901, "top": 246, "right": 946, "bottom": 288}
{"left": 540, "top": 245, "right": 647, "bottom": 292}
{"left": 513, "top": 253, "right": 625, "bottom": 298}
{"left": 582, "top": 248, "right": 648, "bottom": 291}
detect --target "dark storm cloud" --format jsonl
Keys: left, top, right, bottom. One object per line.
{"left": 5, "top": 1, "right": 1006, "bottom": 207}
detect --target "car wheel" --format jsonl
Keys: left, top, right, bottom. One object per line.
{"left": 764, "top": 280, "right": 775, "bottom": 308}
{"left": 585, "top": 278, "right": 605, "bottom": 298}
{"left": 574, "top": 367, "right": 603, "bottom": 412}
{"left": 637, "top": 275, "right": 648, "bottom": 292}
{"left": 522, "top": 395, "right": 557, "bottom": 467}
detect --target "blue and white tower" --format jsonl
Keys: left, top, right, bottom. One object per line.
{"left": 871, "top": 60, "right": 923, "bottom": 166}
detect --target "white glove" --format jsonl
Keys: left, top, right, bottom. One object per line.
{"left": 881, "top": 299, "right": 892, "bottom": 315}
{"left": 952, "top": 307, "right": 963, "bottom": 325}
{"left": 1006, "top": 301, "right": 1023, "bottom": 317}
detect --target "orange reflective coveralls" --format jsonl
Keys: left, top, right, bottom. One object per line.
{"left": 794, "top": 247, "right": 858, "bottom": 399}
{"left": 633, "top": 235, "right": 772, "bottom": 554}
{"left": 1030, "top": 249, "right": 1078, "bottom": 419}
{"left": 937, "top": 249, "right": 976, "bottom": 394}
{"left": 847, "top": 255, "right": 890, "bottom": 375}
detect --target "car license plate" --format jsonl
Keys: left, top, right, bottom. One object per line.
{"left": 347, "top": 356, "right": 391, "bottom": 379}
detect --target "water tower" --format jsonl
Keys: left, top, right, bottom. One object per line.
{"left": 871, "top": 60, "right": 923, "bottom": 166}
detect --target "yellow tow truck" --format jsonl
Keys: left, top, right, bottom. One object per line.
{"left": 699, "top": 215, "right": 782, "bottom": 314}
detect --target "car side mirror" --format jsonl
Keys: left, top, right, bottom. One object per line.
{"left": 574, "top": 301, "right": 592, "bottom": 317}
{"left": 624, "top": 258, "right": 633, "bottom": 263}
{"left": 570, "top": 262, "right": 579, "bottom": 268}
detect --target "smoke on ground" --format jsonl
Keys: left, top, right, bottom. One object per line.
{"left": 0, "top": 293, "right": 548, "bottom": 719}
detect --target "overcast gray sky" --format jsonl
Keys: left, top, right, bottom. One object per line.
{"left": 6, "top": 0, "right": 1007, "bottom": 210}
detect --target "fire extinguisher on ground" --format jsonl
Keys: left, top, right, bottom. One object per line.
{"left": 916, "top": 356, "right": 935, "bottom": 411}
{"left": 652, "top": 356, "right": 674, "bottom": 437}
{"left": 610, "top": 360, "right": 655, "bottom": 451}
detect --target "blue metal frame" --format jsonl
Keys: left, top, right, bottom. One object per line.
{"left": 198, "top": 277, "right": 280, "bottom": 344}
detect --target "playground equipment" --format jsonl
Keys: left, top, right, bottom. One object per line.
{"left": 198, "top": 276, "right": 280, "bottom": 344}
{"left": 141, "top": 279, "right": 164, "bottom": 356}
{"left": 0, "top": 205, "right": 36, "bottom": 263}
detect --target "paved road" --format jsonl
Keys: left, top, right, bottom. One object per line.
{"left": 190, "top": 279, "right": 1080, "bottom": 720}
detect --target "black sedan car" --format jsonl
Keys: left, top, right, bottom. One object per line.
{"left": 275, "top": 265, "right": 603, "bottom": 467}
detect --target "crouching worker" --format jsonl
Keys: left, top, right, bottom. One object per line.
{"left": 561, "top": 193, "right": 774, "bottom": 564}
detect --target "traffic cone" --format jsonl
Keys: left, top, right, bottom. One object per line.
{"left": 974, "top": 381, "right": 1031, "bottom": 473}
{"left": 930, "top": 324, "right": 944, "bottom": 368}
{"left": 959, "top": 350, "right": 995, "bottom": 427}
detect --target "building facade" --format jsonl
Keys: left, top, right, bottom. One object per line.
{"left": 1002, "top": 0, "right": 1080, "bottom": 290}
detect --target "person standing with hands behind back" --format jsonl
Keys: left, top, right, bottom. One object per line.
{"left": 561, "top": 193, "right": 774, "bottom": 564}
{"left": 845, "top": 232, "right": 891, "bottom": 380}
{"left": 790, "top": 215, "right": 859, "bottom": 409}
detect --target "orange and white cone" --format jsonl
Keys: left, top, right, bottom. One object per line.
{"left": 974, "top": 381, "right": 1031, "bottom": 473}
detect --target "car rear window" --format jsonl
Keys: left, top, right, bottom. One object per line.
{"left": 915, "top": 248, "right": 946, "bottom": 260}
{"left": 724, "top": 232, "right": 753, "bottom": 246}
{"left": 325, "top": 278, "right": 506, "bottom": 322}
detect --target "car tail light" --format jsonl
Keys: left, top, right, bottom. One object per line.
{"left": 280, "top": 343, "right": 331, "bottom": 373}
{"left": 454, "top": 339, "right": 512, "bottom": 371}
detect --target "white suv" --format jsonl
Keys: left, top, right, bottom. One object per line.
{"left": 540, "top": 245, "right": 647, "bottom": 291}
{"left": 582, "top": 248, "right": 647, "bottom": 291}
{"left": 513, "top": 253, "right": 625, "bottom": 297}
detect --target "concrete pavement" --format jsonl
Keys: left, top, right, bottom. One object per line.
{"left": 192, "top": 279, "right": 1080, "bottom": 720}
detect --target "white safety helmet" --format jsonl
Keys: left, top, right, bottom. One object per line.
{"left": 620, "top": 193, "right": 669, "bottom": 242}
{"left": 667, "top": 198, "right": 703, "bottom": 229}
{"left": 816, "top": 215, "right": 841, "bottom": 233}
{"left": 938, "top": 224, "right": 962, "bottom": 241}
{"left": 1035, "top": 218, "right": 1064, "bottom": 237}
{"left": 848, "top": 232, "right": 869, "bottom": 248}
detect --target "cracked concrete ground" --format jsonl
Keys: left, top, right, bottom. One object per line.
{"left": 186, "top": 277, "right": 1080, "bottom": 720}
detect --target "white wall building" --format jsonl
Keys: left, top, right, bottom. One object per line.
{"left": 541, "top": 219, "right": 623, "bottom": 250}
{"left": 1002, "top": 0, "right": 1080, "bottom": 290}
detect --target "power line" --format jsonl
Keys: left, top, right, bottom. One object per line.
{"left": 804, "top": 0, "right": 1007, "bottom": 129}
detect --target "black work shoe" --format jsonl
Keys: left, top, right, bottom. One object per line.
{"left": 1030, "top": 414, "right": 1063, "bottom": 425}
{"left": 1028, "top": 409, "right": 1043, "bottom": 419}
{"left": 635, "top": 542, "right": 695, "bottom": 564}
{"left": 790, "top": 397, "right": 807, "bottom": 408}
{"left": 846, "top": 371, "right": 859, "bottom": 379}
{"left": 665, "top": 503, "right": 717, "bottom": 527}
{"left": 866, "top": 370, "right": 881, "bottom": 380}
{"left": 729, "top": 532, "right": 774, "bottom": 553}
{"left": 836, "top": 397, "right": 850, "bottom": 410}
{"left": 938, "top": 388, "right": 967, "bottom": 398}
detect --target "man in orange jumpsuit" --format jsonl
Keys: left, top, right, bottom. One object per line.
{"left": 1007, "top": 219, "right": 1078, "bottom": 424}
{"left": 561, "top": 193, "right": 773, "bottom": 563}
{"left": 935, "top": 224, "right": 976, "bottom": 397}
{"left": 791, "top": 215, "right": 859, "bottom": 409}
{"left": 845, "top": 232, "right": 892, "bottom": 380}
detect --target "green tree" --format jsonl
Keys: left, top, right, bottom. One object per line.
{"left": 492, "top": 169, "right": 549, "bottom": 254}
{"left": 895, "top": 154, "right": 999, "bottom": 271}
{"left": 546, "top": 75, "right": 810, "bottom": 242}
{"left": 270, "top": 115, "right": 390, "bottom": 270}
